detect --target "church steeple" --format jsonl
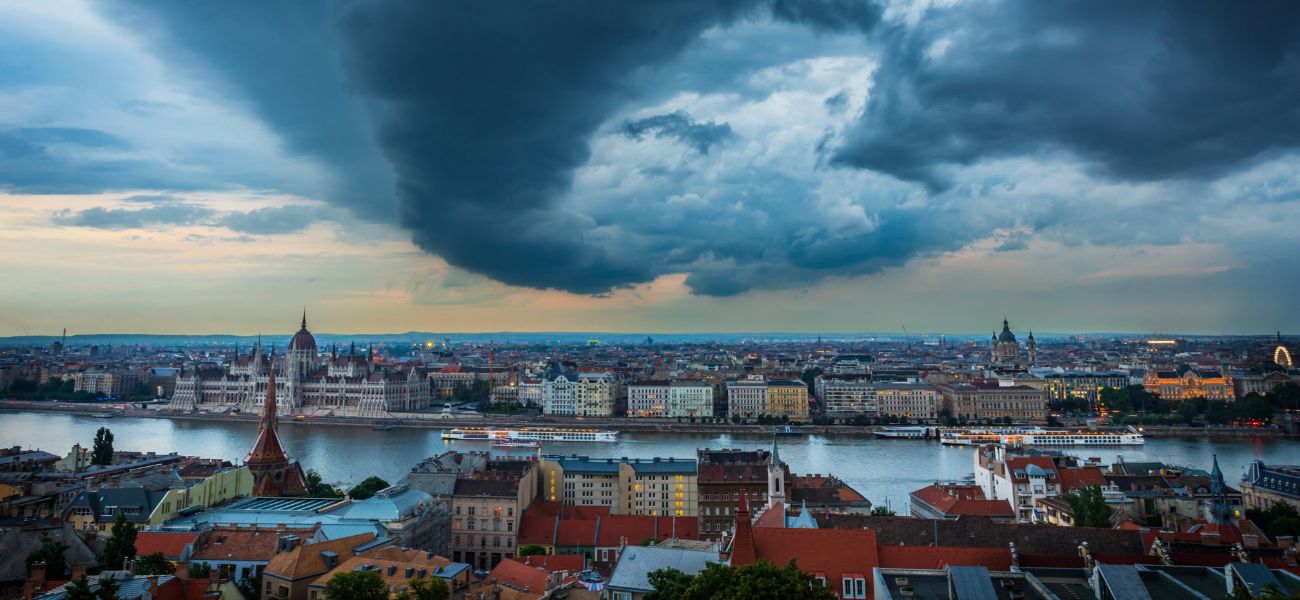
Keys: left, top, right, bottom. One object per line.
{"left": 301, "top": 308, "right": 308, "bottom": 331}
{"left": 767, "top": 431, "right": 785, "bottom": 508}
{"left": 245, "top": 363, "right": 307, "bottom": 497}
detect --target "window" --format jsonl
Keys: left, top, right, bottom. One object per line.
{"left": 840, "top": 577, "right": 866, "bottom": 599}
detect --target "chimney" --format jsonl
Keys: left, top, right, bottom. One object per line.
{"left": 23, "top": 562, "right": 47, "bottom": 600}
{"left": 320, "top": 551, "right": 339, "bottom": 570}
{"left": 71, "top": 564, "right": 87, "bottom": 580}
{"left": 277, "top": 535, "right": 300, "bottom": 553}
{"left": 147, "top": 575, "right": 161, "bottom": 598}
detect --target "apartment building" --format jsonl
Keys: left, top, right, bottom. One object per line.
{"left": 449, "top": 459, "right": 538, "bottom": 570}
{"left": 543, "top": 373, "right": 578, "bottom": 415}
{"left": 539, "top": 455, "right": 699, "bottom": 517}
{"left": 874, "top": 383, "right": 941, "bottom": 420}
{"left": 935, "top": 382, "right": 1048, "bottom": 423}
{"left": 725, "top": 376, "right": 767, "bottom": 420}
{"left": 576, "top": 370, "right": 622, "bottom": 417}
{"left": 765, "top": 380, "right": 810, "bottom": 422}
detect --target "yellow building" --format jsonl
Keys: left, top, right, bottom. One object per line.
{"left": 765, "top": 381, "right": 809, "bottom": 422}
{"left": 149, "top": 466, "right": 254, "bottom": 525}
{"left": 1143, "top": 367, "right": 1234, "bottom": 401}
{"left": 539, "top": 456, "right": 698, "bottom": 517}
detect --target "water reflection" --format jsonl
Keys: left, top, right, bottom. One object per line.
{"left": 1, "top": 411, "right": 1294, "bottom": 511}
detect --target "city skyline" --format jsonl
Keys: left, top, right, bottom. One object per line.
{"left": 4, "top": 2, "right": 1300, "bottom": 336}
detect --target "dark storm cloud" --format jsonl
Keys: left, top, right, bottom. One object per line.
{"left": 105, "top": 1, "right": 396, "bottom": 220}
{"left": 337, "top": 1, "right": 755, "bottom": 294}
{"left": 832, "top": 1, "right": 1300, "bottom": 189}
{"left": 219, "top": 205, "right": 319, "bottom": 235}
{"left": 52, "top": 205, "right": 215, "bottom": 229}
{"left": 621, "top": 111, "right": 734, "bottom": 155}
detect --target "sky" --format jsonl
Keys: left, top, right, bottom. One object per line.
{"left": 2, "top": 0, "right": 1300, "bottom": 336}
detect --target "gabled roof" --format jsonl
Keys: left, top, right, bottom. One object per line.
{"left": 264, "top": 532, "right": 377, "bottom": 581}
{"left": 607, "top": 545, "right": 720, "bottom": 592}
{"left": 910, "top": 484, "right": 1014, "bottom": 518}
{"left": 135, "top": 532, "right": 198, "bottom": 560}
{"left": 877, "top": 546, "right": 1013, "bottom": 571}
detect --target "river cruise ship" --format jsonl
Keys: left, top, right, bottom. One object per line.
{"left": 940, "top": 426, "right": 1144, "bottom": 447}
{"left": 442, "top": 427, "right": 619, "bottom": 443}
{"left": 874, "top": 425, "right": 938, "bottom": 439}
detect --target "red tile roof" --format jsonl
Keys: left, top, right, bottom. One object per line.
{"left": 910, "top": 484, "right": 1014, "bottom": 518}
{"left": 877, "top": 546, "right": 1012, "bottom": 571}
{"left": 520, "top": 554, "right": 584, "bottom": 573}
{"left": 1004, "top": 457, "right": 1057, "bottom": 482}
{"left": 135, "top": 532, "right": 198, "bottom": 560}
{"left": 1057, "top": 467, "right": 1106, "bottom": 492}
{"left": 517, "top": 502, "right": 698, "bottom": 549}
{"left": 484, "top": 558, "right": 553, "bottom": 597}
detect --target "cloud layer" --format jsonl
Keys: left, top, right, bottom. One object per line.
{"left": 6, "top": 0, "right": 1300, "bottom": 312}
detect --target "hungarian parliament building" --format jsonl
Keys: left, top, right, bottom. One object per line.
{"left": 170, "top": 314, "right": 428, "bottom": 418}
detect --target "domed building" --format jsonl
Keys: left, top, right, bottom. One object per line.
{"left": 170, "top": 312, "right": 429, "bottom": 418}
{"left": 991, "top": 319, "right": 1034, "bottom": 366}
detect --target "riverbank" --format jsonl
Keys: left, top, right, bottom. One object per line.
{"left": 3, "top": 399, "right": 1293, "bottom": 439}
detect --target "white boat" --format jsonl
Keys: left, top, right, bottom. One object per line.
{"left": 442, "top": 427, "right": 618, "bottom": 443}
{"left": 940, "top": 426, "right": 1144, "bottom": 447}
{"left": 490, "top": 439, "right": 541, "bottom": 448}
{"left": 873, "top": 426, "right": 936, "bottom": 439}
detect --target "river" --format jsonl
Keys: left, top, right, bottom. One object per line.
{"left": 1, "top": 411, "right": 1294, "bottom": 513}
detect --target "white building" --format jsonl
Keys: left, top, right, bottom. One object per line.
{"left": 626, "top": 381, "right": 669, "bottom": 417}
{"left": 170, "top": 315, "right": 428, "bottom": 418}
{"left": 725, "top": 376, "right": 767, "bottom": 420}
{"left": 668, "top": 381, "right": 713, "bottom": 418}
{"left": 576, "top": 370, "right": 622, "bottom": 417}
{"left": 543, "top": 373, "right": 578, "bottom": 415}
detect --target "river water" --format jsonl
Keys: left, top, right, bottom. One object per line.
{"left": 1, "top": 411, "right": 1295, "bottom": 513}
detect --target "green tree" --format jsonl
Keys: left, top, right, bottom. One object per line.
{"left": 323, "top": 570, "right": 387, "bottom": 600}
{"left": 1205, "top": 400, "right": 1232, "bottom": 425}
{"left": 103, "top": 512, "right": 137, "bottom": 570}
{"left": 95, "top": 574, "right": 119, "bottom": 600}
{"left": 1232, "top": 394, "right": 1274, "bottom": 424}
{"left": 235, "top": 572, "right": 260, "bottom": 598}
{"left": 133, "top": 552, "right": 174, "bottom": 576}
{"left": 306, "top": 469, "right": 341, "bottom": 498}
{"left": 517, "top": 545, "right": 547, "bottom": 557}
{"left": 347, "top": 476, "right": 391, "bottom": 500}
{"left": 63, "top": 575, "right": 95, "bottom": 600}
{"left": 646, "top": 568, "right": 696, "bottom": 600}
{"left": 800, "top": 368, "right": 823, "bottom": 397}
{"left": 664, "top": 560, "right": 837, "bottom": 600}
{"left": 869, "top": 506, "right": 896, "bottom": 516}
{"left": 91, "top": 427, "right": 114, "bottom": 466}
{"left": 395, "top": 578, "right": 449, "bottom": 600}
{"left": 25, "top": 534, "right": 69, "bottom": 579}
{"left": 1064, "top": 485, "right": 1112, "bottom": 528}
{"left": 1269, "top": 381, "right": 1300, "bottom": 411}
{"left": 189, "top": 562, "right": 213, "bottom": 578}
{"left": 1176, "top": 400, "right": 1199, "bottom": 425}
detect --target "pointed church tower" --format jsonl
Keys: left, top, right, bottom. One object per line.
{"left": 767, "top": 431, "right": 786, "bottom": 508}
{"left": 245, "top": 366, "right": 308, "bottom": 497}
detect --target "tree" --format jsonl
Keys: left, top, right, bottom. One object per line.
{"left": 103, "top": 511, "right": 137, "bottom": 570}
{"left": 306, "top": 469, "right": 340, "bottom": 498}
{"left": 25, "top": 534, "right": 69, "bottom": 579}
{"left": 1064, "top": 485, "right": 1112, "bottom": 528}
{"left": 517, "top": 545, "right": 548, "bottom": 557}
{"left": 1233, "top": 394, "right": 1274, "bottom": 424}
{"left": 396, "top": 578, "right": 449, "bottom": 600}
{"left": 63, "top": 575, "right": 95, "bottom": 600}
{"left": 133, "top": 552, "right": 174, "bottom": 576}
{"left": 646, "top": 568, "right": 696, "bottom": 600}
{"left": 235, "top": 572, "right": 260, "bottom": 598}
{"left": 1269, "top": 381, "right": 1300, "bottom": 411}
{"left": 347, "top": 476, "right": 391, "bottom": 500}
{"left": 869, "top": 506, "right": 896, "bottom": 516}
{"left": 322, "top": 570, "right": 388, "bottom": 600}
{"left": 95, "top": 574, "right": 119, "bottom": 600}
{"left": 189, "top": 562, "right": 213, "bottom": 578}
{"left": 92, "top": 427, "right": 114, "bottom": 466}
{"left": 659, "top": 560, "right": 837, "bottom": 600}
{"left": 1247, "top": 501, "right": 1300, "bottom": 539}
{"left": 1205, "top": 400, "right": 1232, "bottom": 425}
{"left": 1176, "top": 400, "right": 1199, "bottom": 425}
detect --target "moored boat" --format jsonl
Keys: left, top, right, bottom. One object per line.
{"left": 442, "top": 427, "right": 618, "bottom": 443}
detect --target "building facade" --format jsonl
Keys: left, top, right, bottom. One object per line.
{"left": 1240, "top": 460, "right": 1300, "bottom": 511}
{"left": 539, "top": 456, "right": 699, "bottom": 517}
{"left": 1142, "top": 366, "right": 1234, "bottom": 401}
{"left": 874, "top": 383, "right": 941, "bottom": 420}
{"left": 696, "top": 448, "right": 776, "bottom": 539}
{"left": 171, "top": 315, "right": 429, "bottom": 417}
{"left": 576, "top": 370, "right": 622, "bottom": 417}
{"left": 1042, "top": 371, "right": 1129, "bottom": 407}
{"left": 449, "top": 460, "right": 538, "bottom": 570}
{"left": 765, "top": 380, "right": 810, "bottom": 422}
{"left": 725, "top": 376, "right": 767, "bottom": 420}
{"left": 542, "top": 373, "right": 578, "bottom": 415}
{"left": 936, "top": 382, "right": 1048, "bottom": 423}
